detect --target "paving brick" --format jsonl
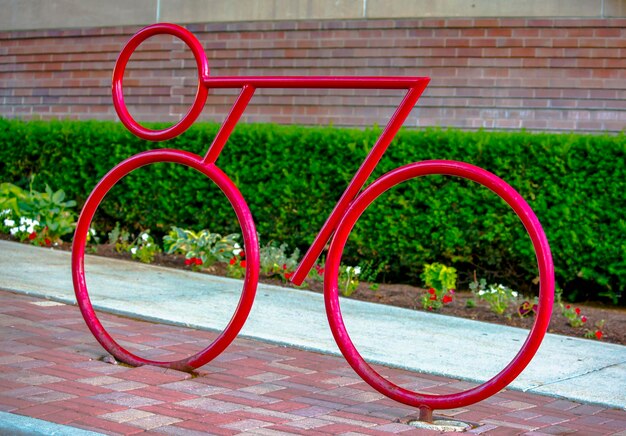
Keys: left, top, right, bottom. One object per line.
{"left": 13, "top": 403, "right": 65, "bottom": 419}
{"left": 100, "top": 408, "right": 155, "bottom": 423}
{"left": 77, "top": 375, "right": 124, "bottom": 386}
{"left": 71, "top": 415, "right": 146, "bottom": 435}
{"left": 153, "top": 424, "right": 211, "bottom": 436}
{"left": 544, "top": 399, "right": 580, "bottom": 411}
{"left": 214, "top": 389, "right": 282, "bottom": 406}
{"left": 161, "top": 379, "right": 230, "bottom": 396}
{"left": 128, "top": 413, "right": 182, "bottom": 430}
{"left": 105, "top": 380, "right": 149, "bottom": 392}
{"left": 284, "top": 416, "right": 336, "bottom": 430}
{"left": 90, "top": 391, "right": 163, "bottom": 408}
{"left": 123, "top": 365, "right": 193, "bottom": 384}
{"left": 176, "top": 397, "right": 248, "bottom": 413}
{"left": 44, "top": 380, "right": 111, "bottom": 397}
{"left": 221, "top": 418, "right": 274, "bottom": 431}
{"left": 138, "top": 403, "right": 204, "bottom": 421}
{"left": 1, "top": 290, "right": 624, "bottom": 436}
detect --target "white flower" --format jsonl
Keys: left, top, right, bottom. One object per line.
{"left": 20, "top": 217, "right": 28, "bottom": 225}
{"left": 19, "top": 225, "right": 26, "bottom": 232}
{"left": 141, "top": 232, "right": 149, "bottom": 241}
{"left": 9, "top": 227, "right": 19, "bottom": 235}
{"left": 353, "top": 266, "right": 362, "bottom": 275}
{"left": 130, "top": 247, "right": 138, "bottom": 255}
{"left": 89, "top": 228, "right": 96, "bottom": 236}
{"left": 32, "top": 219, "right": 39, "bottom": 226}
{"left": 0, "top": 209, "right": 10, "bottom": 216}
{"left": 478, "top": 290, "right": 485, "bottom": 296}
{"left": 346, "top": 266, "right": 352, "bottom": 273}
{"left": 3, "top": 218, "right": 15, "bottom": 227}
{"left": 26, "top": 225, "right": 36, "bottom": 233}
{"left": 512, "top": 291, "right": 519, "bottom": 298}
{"left": 234, "top": 243, "right": 241, "bottom": 248}
{"left": 233, "top": 248, "right": 242, "bottom": 256}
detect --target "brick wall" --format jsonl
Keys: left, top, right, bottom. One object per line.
{"left": 1, "top": 18, "right": 625, "bottom": 132}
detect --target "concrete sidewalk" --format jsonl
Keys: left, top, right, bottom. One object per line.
{"left": 0, "top": 240, "right": 624, "bottom": 411}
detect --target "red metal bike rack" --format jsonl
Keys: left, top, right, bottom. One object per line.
{"left": 72, "top": 23, "right": 554, "bottom": 419}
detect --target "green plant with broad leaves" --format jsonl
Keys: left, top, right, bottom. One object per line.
{"left": 0, "top": 179, "right": 76, "bottom": 244}
{"left": 259, "top": 242, "right": 300, "bottom": 281}
{"left": 471, "top": 278, "right": 519, "bottom": 316}
{"left": 163, "top": 226, "right": 240, "bottom": 268}
{"left": 128, "top": 231, "right": 161, "bottom": 264}
{"left": 339, "top": 265, "right": 362, "bottom": 297}
{"left": 420, "top": 262, "right": 456, "bottom": 311}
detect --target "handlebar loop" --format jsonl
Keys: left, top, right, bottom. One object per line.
{"left": 112, "top": 23, "right": 209, "bottom": 141}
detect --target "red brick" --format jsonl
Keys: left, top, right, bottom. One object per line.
{"left": 1, "top": 18, "right": 625, "bottom": 133}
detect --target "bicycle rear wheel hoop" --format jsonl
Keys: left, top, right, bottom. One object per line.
{"left": 324, "top": 160, "right": 554, "bottom": 410}
{"left": 71, "top": 149, "right": 258, "bottom": 372}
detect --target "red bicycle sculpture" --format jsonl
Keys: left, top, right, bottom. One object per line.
{"left": 72, "top": 23, "right": 554, "bottom": 416}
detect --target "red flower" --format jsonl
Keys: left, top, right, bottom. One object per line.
{"left": 317, "top": 267, "right": 325, "bottom": 274}
{"left": 566, "top": 305, "right": 571, "bottom": 309}
{"left": 194, "top": 258, "right": 203, "bottom": 265}
{"left": 240, "top": 251, "right": 245, "bottom": 258}
{"left": 575, "top": 308, "right": 581, "bottom": 315}
{"left": 428, "top": 288, "right": 436, "bottom": 295}
{"left": 581, "top": 316, "right": 587, "bottom": 323}
{"left": 284, "top": 272, "right": 293, "bottom": 280}
{"left": 429, "top": 295, "right": 437, "bottom": 301}
{"left": 184, "top": 258, "right": 193, "bottom": 266}
{"left": 44, "top": 238, "right": 51, "bottom": 246}
{"left": 28, "top": 232, "right": 37, "bottom": 240}
{"left": 229, "top": 257, "right": 236, "bottom": 265}
{"left": 283, "top": 264, "right": 287, "bottom": 270}
{"left": 518, "top": 302, "right": 531, "bottom": 316}
{"left": 595, "top": 330, "right": 603, "bottom": 340}
{"left": 442, "top": 295, "right": 453, "bottom": 304}
{"left": 240, "top": 260, "right": 246, "bottom": 268}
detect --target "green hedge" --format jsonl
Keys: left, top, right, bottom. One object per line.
{"left": 1, "top": 118, "right": 624, "bottom": 304}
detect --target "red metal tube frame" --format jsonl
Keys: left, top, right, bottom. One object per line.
{"left": 74, "top": 22, "right": 555, "bottom": 414}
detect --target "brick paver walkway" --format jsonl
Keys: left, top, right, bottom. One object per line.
{"left": 1, "top": 289, "right": 624, "bottom": 435}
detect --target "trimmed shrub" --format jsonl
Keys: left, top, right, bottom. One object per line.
{"left": 0, "top": 118, "right": 624, "bottom": 304}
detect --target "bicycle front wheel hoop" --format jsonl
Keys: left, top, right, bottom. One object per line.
{"left": 71, "top": 149, "right": 259, "bottom": 372}
{"left": 324, "top": 160, "right": 554, "bottom": 410}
